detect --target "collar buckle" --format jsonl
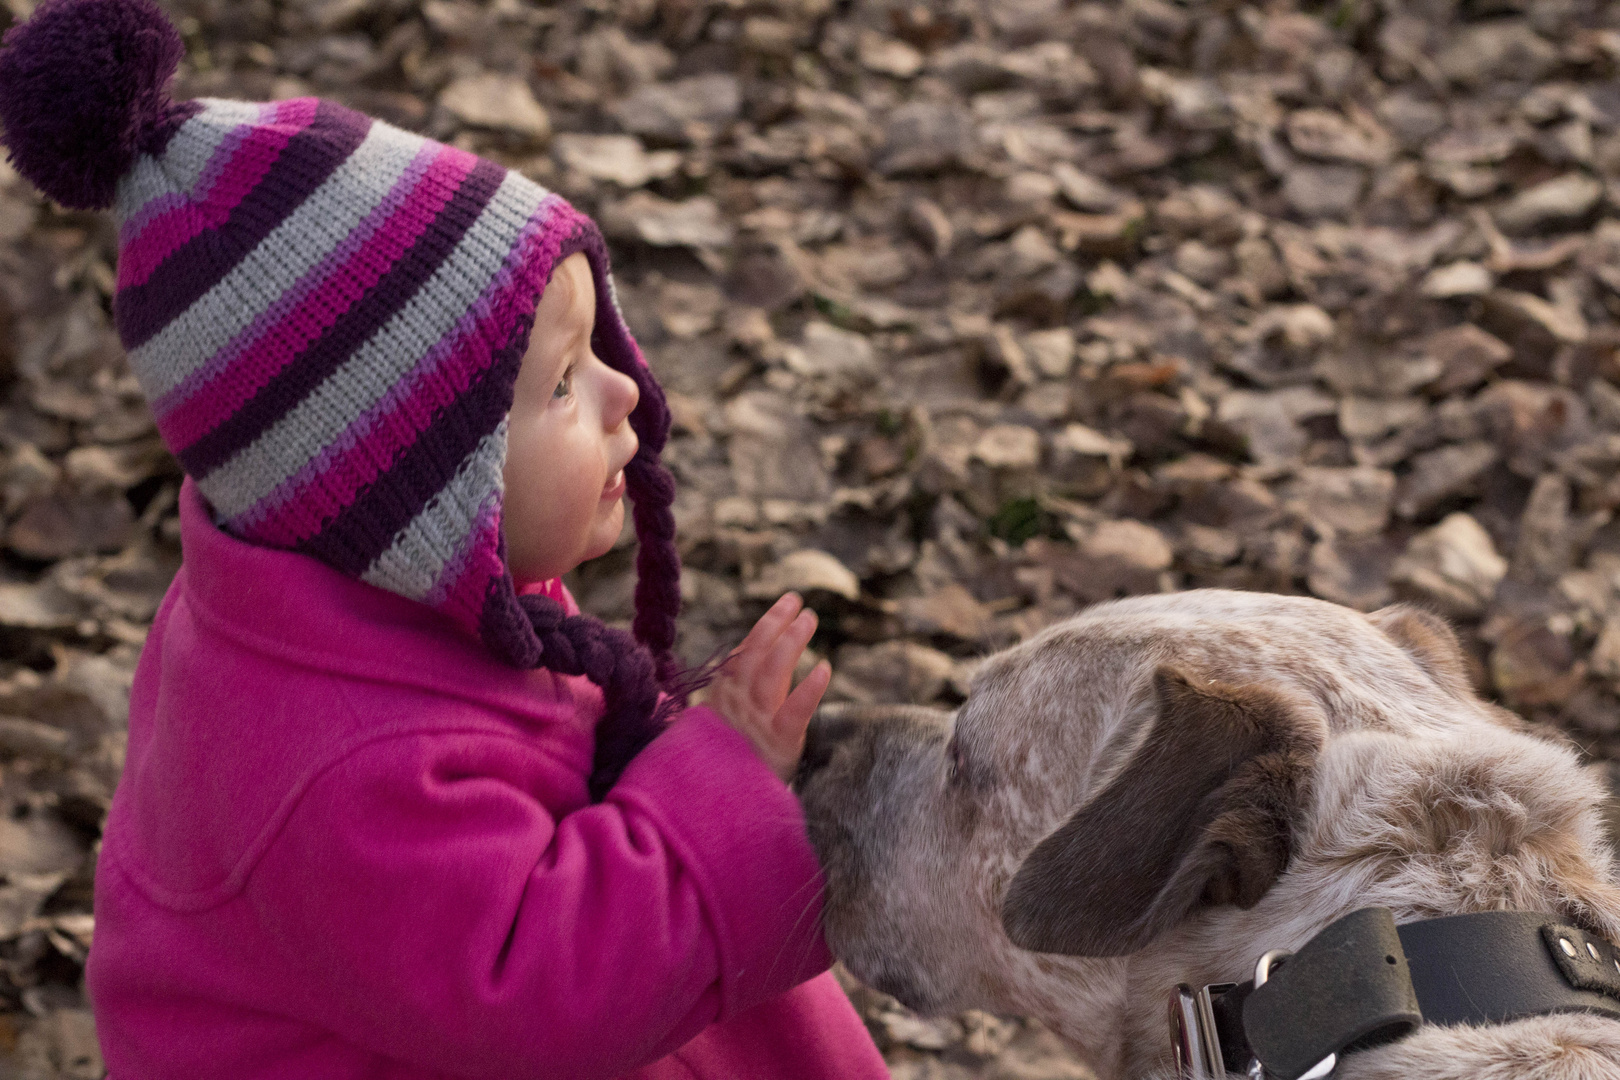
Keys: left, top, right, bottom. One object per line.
{"left": 1170, "top": 981, "right": 1234, "bottom": 1079}
{"left": 1169, "top": 950, "right": 1337, "bottom": 1080}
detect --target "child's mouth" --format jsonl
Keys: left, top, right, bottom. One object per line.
{"left": 602, "top": 470, "right": 626, "bottom": 501}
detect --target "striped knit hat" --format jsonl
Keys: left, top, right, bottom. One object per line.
{"left": 0, "top": 0, "right": 684, "bottom": 796}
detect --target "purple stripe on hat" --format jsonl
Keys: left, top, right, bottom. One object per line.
{"left": 117, "top": 102, "right": 282, "bottom": 282}
{"left": 153, "top": 141, "right": 470, "bottom": 447}
{"left": 118, "top": 101, "right": 305, "bottom": 290}
{"left": 115, "top": 99, "right": 371, "bottom": 350}
{"left": 233, "top": 207, "right": 561, "bottom": 546}
{"left": 295, "top": 328, "right": 523, "bottom": 577}
{"left": 176, "top": 155, "right": 505, "bottom": 479}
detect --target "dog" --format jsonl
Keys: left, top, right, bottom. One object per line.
{"left": 796, "top": 590, "right": 1620, "bottom": 1079}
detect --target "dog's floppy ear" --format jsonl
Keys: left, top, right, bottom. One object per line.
{"left": 1367, "top": 604, "right": 1473, "bottom": 699}
{"left": 1000, "top": 666, "right": 1322, "bottom": 957}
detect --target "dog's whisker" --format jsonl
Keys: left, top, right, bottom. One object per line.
{"left": 764, "top": 879, "right": 828, "bottom": 989}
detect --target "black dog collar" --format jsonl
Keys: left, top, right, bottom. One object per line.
{"left": 1171, "top": 907, "right": 1620, "bottom": 1080}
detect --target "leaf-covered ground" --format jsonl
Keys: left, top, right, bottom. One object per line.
{"left": 0, "top": 0, "right": 1617, "bottom": 1074}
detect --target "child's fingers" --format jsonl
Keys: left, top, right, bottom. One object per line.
{"left": 721, "top": 592, "right": 802, "bottom": 685}
{"left": 751, "top": 608, "right": 817, "bottom": 706}
{"left": 732, "top": 592, "right": 802, "bottom": 661}
{"left": 773, "top": 660, "right": 832, "bottom": 744}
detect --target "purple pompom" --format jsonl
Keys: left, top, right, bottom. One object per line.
{"left": 0, "top": 0, "right": 188, "bottom": 210}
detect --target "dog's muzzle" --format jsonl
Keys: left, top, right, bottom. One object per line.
{"left": 1170, "top": 907, "right": 1620, "bottom": 1080}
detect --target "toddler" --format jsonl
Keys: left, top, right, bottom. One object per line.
{"left": 0, "top": 0, "right": 891, "bottom": 1077}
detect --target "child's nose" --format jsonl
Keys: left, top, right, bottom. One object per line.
{"left": 604, "top": 365, "right": 639, "bottom": 428}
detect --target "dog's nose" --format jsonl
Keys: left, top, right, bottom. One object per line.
{"left": 795, "top": 708, "right": 863, "bottom": 785}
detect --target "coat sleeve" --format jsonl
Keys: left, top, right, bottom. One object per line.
{"left": 244, "top": 705, "right": 834, "bottom": 1080}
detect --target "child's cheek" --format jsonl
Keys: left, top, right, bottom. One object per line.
{"left": 555, "top": 436, "right": 598, "bottom": 532}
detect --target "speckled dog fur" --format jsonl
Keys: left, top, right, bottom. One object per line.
{"left": 797, "top": 590, "right": 1620, "bottom": 1080}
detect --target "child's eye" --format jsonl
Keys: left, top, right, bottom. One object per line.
{"left": 552, "top": 367, "right": 574, "bottom": 400}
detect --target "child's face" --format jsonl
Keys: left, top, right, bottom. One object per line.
{"left": 502, "top": 253, "right": 640, "bottom": 586}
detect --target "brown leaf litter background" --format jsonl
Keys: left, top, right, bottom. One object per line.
{"left": 0, "top": 0, "right": 1618, "bottom": 1074}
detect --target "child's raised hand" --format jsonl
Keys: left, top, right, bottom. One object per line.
{"left": 705, "top": 593, "right": 832, "bottom": 782}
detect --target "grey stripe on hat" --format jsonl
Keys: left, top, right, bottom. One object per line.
{"left": 163, "top": 99, "right": 271, "bottom": 198}
{"left": 201, "top": 173, "right": 546, "bottom": 520}
{"left": 361, "top": 422, "right": 507, "bottom": 600}
{"left": 115, "top": 154, "right": 180, "bottom": 231}
{"left": 130, "top": 118, "right": 425, "bottom": 401}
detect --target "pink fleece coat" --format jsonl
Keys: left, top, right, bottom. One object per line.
{"left": 86, "top": 479, "right": 889, "bottom": 1080}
